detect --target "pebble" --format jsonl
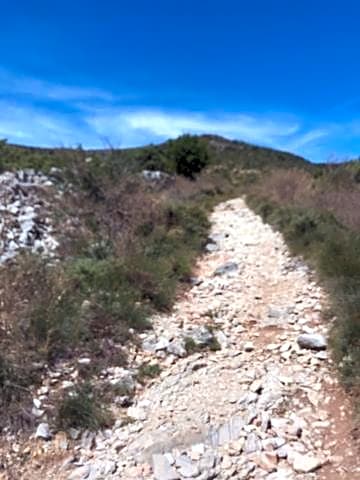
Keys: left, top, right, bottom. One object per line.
{"left": 297, "top": 333, "right": 327, "bottom": 351}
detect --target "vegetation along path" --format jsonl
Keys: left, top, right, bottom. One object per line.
{"left": 29, "top": 198, "right": 359, "bottom": 479}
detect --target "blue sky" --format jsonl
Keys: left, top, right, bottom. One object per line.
{"left": 1, "top": 0, "right": 360, "bottom": 161}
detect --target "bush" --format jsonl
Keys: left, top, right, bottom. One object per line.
{"left": 139, "top": 146, "right": 175, "bottom": 173}
{"left": 317, "top": 233, "right": 360, "bottom": 279}
{"left": 330, "top": 279, "right": 360, "bottom": 386}
{"left": 0, "top": 354, "right": 38, "bottom": 430}
{"left": 27, "top": 261, "right": 83, "bottom": 359}
{"left": 125, "top": 253, "right": 179, "bottom": 309}
{"left": 137, "top": 363, "right": 161, "bottom": 382}
{"left": 165, "top": 203, "right": 210, "bottom": 249}
{"left": 68, "top": 257, "right": 151, "bottom": 334}
{"left": 56, "top": 383, "right": 112, "bottom": 431}
{"left": 184, "top": 336, "right": 198, "bottom": 354}
{"left": 166, "top": 135, "right": 211, "bottom": 179}
{"left": 129, "top": 202, "right": 210, "bottom": 309}
{"left": 184, "top": 335, "right": 221, "bottom": 354}
{"left": 15, "top": 255, "right": 151, "bottom": 362}
{"left": 248, "top": 197, "right": 341, "bottom": 257}
{"left": 0, "top": 355, "right": 30, "bottom": 407}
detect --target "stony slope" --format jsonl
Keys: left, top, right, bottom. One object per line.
{"left": 28, "top": 198, "right": 358, "bottom": 480}
{"left": 0, "top": 169, "right": 58, "bottom": 263}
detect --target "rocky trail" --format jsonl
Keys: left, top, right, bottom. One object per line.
{"left": 13, "top": 198, "right": 360, "bottom": 479}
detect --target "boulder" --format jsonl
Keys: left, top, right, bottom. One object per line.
{"left": 35, "top": 422, "right": 51, "bottom": 440}
{"left": 189, "top": 326, "right": 214, "bottom": 347}
{"left": 175, "top": 454, "right": 200, "bottom": 478}
{"left": 292, "top": 453, "right": 324, "bottom": 473}
{"left": 152, "top": 454, "right": 180, "bottom": 480}
{"left": 167, "top": 339, "right": 187, "bottom": 357}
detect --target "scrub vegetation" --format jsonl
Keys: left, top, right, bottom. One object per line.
{"left": 1, "top": 133, "right": 360, "bottom": 429}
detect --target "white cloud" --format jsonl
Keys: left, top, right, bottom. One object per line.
{"left": 0, "top": 68, "right": 115, "bottom": 102}
{"left": 0, "top": 101, "right": 94, "bottom": 146}
{"left": 1, "top": 70, "right": 359, "bottom": 161}
{"left": 284, "top": 128, "right": 330, "bottom": 150}
{"left": 0, "top": 99, "right": 341, "bottom": 161}
{"left": 86, "top": 109, "right": 300, "bottom": 148}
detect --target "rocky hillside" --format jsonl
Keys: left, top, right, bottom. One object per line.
{"left": 0, "top": 135, "right": 359, "bottom": 479}
{"left": 0, "top": 169, "right": 59, "bottom": 263}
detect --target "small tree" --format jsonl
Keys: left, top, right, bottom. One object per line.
{"left": 167, "top": 135, "right": 210, "bottom": 179}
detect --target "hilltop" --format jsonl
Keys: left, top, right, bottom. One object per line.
{"left": 0, "top": 135, "right": 311, "bottom": 173}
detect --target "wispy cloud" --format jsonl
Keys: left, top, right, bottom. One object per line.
{"left": 284, "top": 128, "right": 330, "bottom": 151}
{"left": 1, "top": 69, "right": 359, "bottom": 161}
{"left": 0, "top": 68, "right": 115, "bottom": 102}
{"left": 0, "top": 98, "right": 338, "bottom": 159}
{"left": 86, "top": 109, "right": 301, "bottom": 148}
{"left": 0, "top": 101, "right": 94, "bottom": 146}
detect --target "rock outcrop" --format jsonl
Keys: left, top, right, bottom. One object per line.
{"left": 0, "top": 169, "right": 58, "bottom": 263}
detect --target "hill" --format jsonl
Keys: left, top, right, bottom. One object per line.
{"left": 0, "top": 135, "right": 311, "bottom": 173}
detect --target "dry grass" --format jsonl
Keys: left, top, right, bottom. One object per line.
{"left": 252, "top": 167, "right": 360, "bottom": 231}
{"left": 0, "top": 168, "right": 214, "bottom": 430}
{"left": 310, "top": 190, "right": 360, "bottom": 231}
{"left": 252, "top": 168, "right": 314, "bottom": 204}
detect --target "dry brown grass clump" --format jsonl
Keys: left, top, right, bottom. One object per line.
{"left": 252, "top": 167, "right": 360, "bottom": 231}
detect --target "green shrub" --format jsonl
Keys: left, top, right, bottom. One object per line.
{"left": 166, "top": 135, "right": 211, "bottom": 179}
{"left": 26, "top": 255, "right": 151, "bottom": 361}
{"left": 30, "top": 291, "right": 83, "bottom": 359}
{"left": 137, "top": 363, "right": 161, "bottom": 382}
{"left": 0, "top": 355, "right": 30, "bottom": 407}
{"left": 68, "top": 257, "right": 151, "bottom": 333}
{"left": 329, "top": 277, "right": 360, "bottom": 388}
{"left": 184, "top": 335, "right": 221, "bottom": 354}
{"left": 281, "top": 210, "right": 336, "bottom": 254}
{"left": 57, "top": 383, "right": 112, "bottom": 430}
{"left": 0, "top": 354, "right": 39, "bottom": 429}
{"left": 208, "top": 337, "right": 221, "bottom": 351}
{"left": 165, "top": 203, "right": 210, "bottom": 248}
{"left": 125, "top": 253, "right": 178, "bottom": 309}
{"left": 139, "top": 146, "right": 175, "bottom": 173}
{"left": 318, "top": 233, "right": 360, "bottom": 279}
{"left": 248, "top": 197, "right": 341, "bottom": 257}
{"left": 21, "top": 258, "right": 84, "bottom": 360}
{"left": 130, "top": 202, "right": 210, "bottom": 309}
{"left": 184, "top": 336, "right": 198, "bottom": 354}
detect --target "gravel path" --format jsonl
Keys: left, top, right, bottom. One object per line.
{"left": 19, "top": 198, "right": 360, "bottom": 480}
